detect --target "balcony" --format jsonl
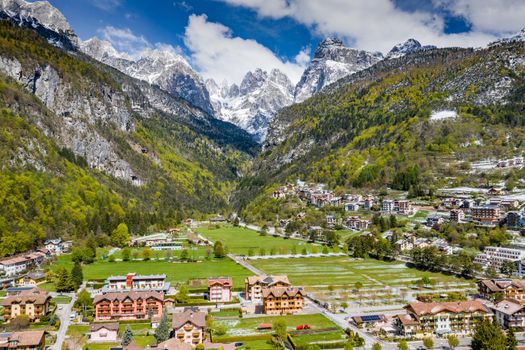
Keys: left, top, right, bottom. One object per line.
{"left": 177, "top": 333, "right": 184, "bottom": 338}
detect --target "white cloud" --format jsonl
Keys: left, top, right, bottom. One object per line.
{"left": 98, "top": 26, "right": 150, "bottom": 56}
{"left": 434, "top": 0, "right": 525, "bottom": 33}
{"left": 183, "top": 14, "right": 309, "bottom": 84}
{"left": 92, "top": 0, "right": 121, "bottom": 11}
{"left": 218, "top": 0, "right": 519, "bottom": 52}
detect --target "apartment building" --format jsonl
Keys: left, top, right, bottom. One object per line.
{"left": 381, "top": 200, "right": 414, "bottom": 215}
{"left": 400, "top": 301, "right": 492, "bottom": 337}
{"left": 492, "top": 299, "right": 525, "bottom": 330}
{"left": 0, "top": 331, "right": 45, "bottom": 350}
{"left": 207, "top": 277, "right": 232, "bottom": 303}
{"left": 245, "top": 275, "right": 290, "bottom": 302}
{"left": 345, "top": 216, "right": 371, "bottom": 231}
{"left": 507, "top": 212, "right": 525, "bottom": 229}
{"left": 262, "top": 287, "right": 305, "bottom": 315}
{"left": 450, "top": 209, "right": 465, "bottom": 223}
{"left": 172, "top": 310, "right": 206, "bottom": 345}
{"left": 474, "top": 246, "right": 525, "bottom": 274}
{"left": 1, "top": 289, "right": 51, "bottom": 322}
{"left": 102, "top": 273, "right": 170, "bottom": 293}
{"left": 94, "top": 291, "right": 166, "bottom": 321}
{"left": 471, "top": 205, "right": 501, "bottom": 225}
{"left": 478, "top": 279, "right": 525, "bottom": 301}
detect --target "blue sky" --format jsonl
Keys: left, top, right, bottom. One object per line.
{"left": 47, "top": 0, "right": 525, "bottom": 84}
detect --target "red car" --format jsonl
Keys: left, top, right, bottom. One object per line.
{"left": 296, "top": 325, "right": 311, "bottom": 330}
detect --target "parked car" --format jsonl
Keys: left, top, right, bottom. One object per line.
{"left": 296, "top": 325, "right": 311, "bottom": 330}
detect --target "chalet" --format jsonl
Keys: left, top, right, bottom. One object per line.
{"left": 17, "top": 272, "right": 45, "bottom": 287}
{"left": 172, "top": 310, "right": 206, "bottom": 345}
{"left": 488, "top": 187, "right": 506, "bottom": 196}
{"left": 450, "top": 209, "right": 465, "bottom": 223}
{"left": 478, "top": 279, "right": 525, "bottom": 301}
{"left": 90, "top": 323, "right": 119, "bottom": 343}
{"left": 345, "top": 217, "right": 371, "bottom": 231}
{"left": 1, "top": 289, "right": 51, "bottom": 322}
{"left": 402, "top": 301, "right": 492, "bottom": 337}
{"left": 492, "top": 299, "right": 525, "bottom": 330}
{"left": 245, "top": 275, "right": 290, "bottom": 302}
{"left": 43, "top": 239, "right": 67, "bottom": 255}
{"left": 262, "top": 287, "right": 305, "bottom": 315}
{"left": 207, "top": 277, "right": 232, "bottom": 303}
{"left": 0, "top": 331, "right": 45, "bottom": 350}
{"left": 93, "top": 291, "right": 166, "bottom": 321}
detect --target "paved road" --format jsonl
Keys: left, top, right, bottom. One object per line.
{"left": 51, "top": 292, "right": 76, "bottom": 350}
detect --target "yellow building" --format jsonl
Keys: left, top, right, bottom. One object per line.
{"left": 262, "top": 287, "right": 305, "bottom": 315}
{"left": 0, "top": 289, "right": 51, "bottom": 322}
{"left": 245, "top": 275, "right": 290, "bottom": 302}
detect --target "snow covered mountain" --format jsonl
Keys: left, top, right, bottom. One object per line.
{"left": 207, "top": 68, "right": 294, "bottom": 142}
{"left": 490, "top": 27, "right": 525, "bottom": 46}
{"left": 294, "top": 38, "right": 383, "bottom": 103}
{"left": 80, "top": 37, "right": 214, "bottom": 116}
{"left": 0, "top": 0, "right": 79, "bottom": 50}
{"left": 385, "top": 38, "right": 436, "bottom": 59}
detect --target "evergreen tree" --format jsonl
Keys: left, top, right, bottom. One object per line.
{"left": 71, "top": 262, "right": 83, "bottom": 289}
{"left": 55, "top": 267, "right": 74, "bottom": 292}
{"left": 155, "top": 312, "right": 171, "bottom": 343}
{"left": 507, "top": 328, "right": 517, "bottom": 350}
{"left": 471, "top": 318, "right": 506, "bottom": 350}
{"left": 213, "top": 241, "right": 226, "bottom": 258}
{"left": 121, "top": 326, "right": 134, "bottom": 346}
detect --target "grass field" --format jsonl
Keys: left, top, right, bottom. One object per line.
{"left": 250, "top": 256, "right": 471, "bottom": 288}
{"left": 53, "top": 255, "right": 252, "bottom": 289}
{"left": 214, "top": 313, "right": 341, "bottom": 339}
{"left": 196, "top": 226, "right": 320, "bottom": 255}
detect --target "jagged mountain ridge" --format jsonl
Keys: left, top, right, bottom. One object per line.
{"left": 206, "top": 68, "right": 294, "bottom": 142}
{"left": 293, "top": 38, "right": 383, "bottom": 103}
{"left": 252, "top": 40, "right": 525, "bottom": 197}
{"left": 80, "top": 37, "right": 215, "bottom": 116}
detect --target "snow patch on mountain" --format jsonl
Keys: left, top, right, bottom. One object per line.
{"left": 81, "top": 37, "right": 214, "bottom": 116}
{"left": 294, "top": 38, "right": 383, "bottom": 103}
{"left": 490, "top": 28, "right": 525, "bottom": 46}
{"left": 207, "top": 68, "right": 294, "bottom": 142}
{"left": 386, "top": 38, "right": 436, "bottom": 59}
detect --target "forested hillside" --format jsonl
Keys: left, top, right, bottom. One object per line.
{"left": 0, "top": 21, "right": 258, "bottom": 255}
{"left": 239, "top": 42, "right": 525, "bottom": 207}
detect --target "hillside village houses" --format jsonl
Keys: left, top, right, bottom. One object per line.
{"left": 1, "top": 289, "right": 51, "bottom": 322}
{"left": 478, "top": 278, "right": 525, "bottom": 301}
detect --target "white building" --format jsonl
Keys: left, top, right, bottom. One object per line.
{"left": 475, "top": 246, "right": 525, "bottom": 276}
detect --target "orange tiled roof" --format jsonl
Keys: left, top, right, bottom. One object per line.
{"left": 407, "top": 301, "right": 489, "bottom": 316}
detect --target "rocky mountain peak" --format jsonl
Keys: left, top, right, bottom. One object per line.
{"left": 490, "top": 27, "right": 525, "bottom": 46}
{"left": 386, "top": 38, "right": 436, "bottom": 59}
{"left": 240, "top": 68, "right": 268, "bottom": 95}
{"left": 0, "top": 0, "right": 79, "bottom": 49}
{"left": 294, "top": 37, "right": 383, "bottom": 103}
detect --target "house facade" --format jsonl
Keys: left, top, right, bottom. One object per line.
{"left": 207, "top": 277, "right": 232, "bottom": 303}
{"left": 172, "top": 310, "right": 206, "bottom": 345}
{"left": 492, "top": 299, "right": 525, "bottom": 330}
{"left": 478, "top": 279, "right": 525, "bottom": 301}
{"left": 401, "top": 301, "right": 492, "bottom": 337}
{"left": 0, "top": 331, "right": 45, "bottom": 350}
{"left": 471, "top": 205, "right": 501, "bottom": 225}
{"left": 262, "top": 287, "right": 305, "bottom": 315}
{"left": 0, "top": 289, "right": 51, "bottom": 322}
{"left": 90, "top": 323, "right": 119, "bottom": 342}
{"left": 245, "top": 275, "right": 290, "bottom": 302}
{"left": 94, "top": 291, "right": 165, "bottom": 321}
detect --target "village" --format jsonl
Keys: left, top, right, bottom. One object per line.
{"left": 0, "top": 176, "right": 524, "bottom": 350}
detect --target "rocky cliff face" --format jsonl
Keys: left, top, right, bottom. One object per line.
{"left": 0, "top": 0, "right": 78, "bottom": 50}
{"left": 80, "top": 37, "right": 215, "bottom": 116}
{"left": 294, "top": 38, "right": 383, "bottom": 103}
{"left": 207, "top": 68, "right": 294, "bottom": 142}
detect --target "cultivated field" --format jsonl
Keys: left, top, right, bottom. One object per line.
{"left": 196, "top": 226, "right": 321, "bottom": 255}
{"left": 53, "top": 255, "right": 251, "bottom": 289}
{"left": 250, "top": 256, "right": 476, "bottom": 308}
